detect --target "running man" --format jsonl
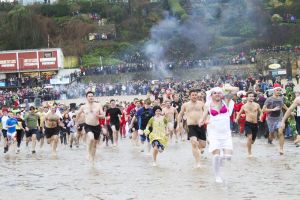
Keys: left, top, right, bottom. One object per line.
{"left": 6, "top": 111, "right": 18, "bottom": 153}
{"left": 129, "top": 99, "right": 142, "bottom": 146}
{"left": 162, "top": 100, "right": 178, "bottom": 143}
{"left": 134, "top": 99, "right": 154, "bottom": 153}
{"left": 24, "top": 106, "right": 40, "bottom": 154}
{"left": 201, "top": 86, "right": 238, "bottom": 183}
{"left": 15, "top": 112, "right": 26, "bottom": 153}
{"left": 44, "top": 107, "right": 61, "bottom": 156}
{"left": 177, "top": 89, "right": 206, "bottom": 168}
{"left": 235, "top": 91, "right": 262, "bottom": 157}
{"left": 77, "top": 91, "right": 104, "bottom": 163}
{"left": 262, "top": 85, "right": 287, "bottom": 155}
{"left": 0, "top": 109, "right": 9, "bottom": 153}
{"left": 106, "top": 99, "right": 122, "bottom": 147}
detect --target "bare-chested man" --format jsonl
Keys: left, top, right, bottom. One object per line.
{"left": 44, "top": 107, "right": 61, "bottom": 157}
{"left": 236, "top": 91, "right": 262, "bottom": 157}
{"left": 177, "top": 89, "right": 206, "bottom": 167}
{"left": 77, "top": 91, "right": 104, "bottom": 163}
{"left": 76, "top": 104, "right": 86, "bottom": 147}
{"left": 162, "top": 100, "right": 178, "bottom": 143}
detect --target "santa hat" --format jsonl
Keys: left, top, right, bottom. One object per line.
{"left": 2, "top": 108, "right": 8, "bottom": 113}
{"left": 273, "top": 83, "right": 282, "bottom": 90}
{"left": 242, "top": 95, "right": 247, "bottom": 100}
{"left": 237, "top": 90, "right": 246, "bottom": 98}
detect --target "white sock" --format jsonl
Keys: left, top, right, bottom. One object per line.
{"left": 212, "top": 154, "right": 221, "bottom": 178}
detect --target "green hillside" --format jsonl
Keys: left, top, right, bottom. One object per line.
{"left": 0, "top": 0, "right": 299, "bottom": 66}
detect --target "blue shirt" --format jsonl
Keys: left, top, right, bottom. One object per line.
{"left": 136, "top": 107, "right": 154, "bottom": 130}
{"left": 6, "top": 118, "right": 18, "bottom": 134}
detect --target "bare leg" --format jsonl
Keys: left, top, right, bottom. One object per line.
{"left": 69, "top": 134, "right": 74, "bottom": 148}
{"left": 40, "top": 136, "right": 44, "bottom": 148}
{"left": 140, "top": 140, "right": 145, "bottom": 152}
{"left": 247, "top": 134, "right": 253, "bottom": 157}
{"left": 91, "top": 139, "right": 98, "bottom": 163}
{"left": 268, "top": 132, "right": 274, "bottom": 144}
{"left": 32, "top": 134, "right": 37, "bottom": 153}
{"left": 112, "top": 126, "right": 118, "bottom": 146}
{"left": 76, "top": 130, "right": 82, "bottom": 145}
{"left": 198, "top": 139, "right": 206, "bottom": 154}
{"left": 278, "top": 128, "right": 284, "bottom": 155}
{"left": 191, "top": 137, "right": 201, "bottom": 167}
{"left": 87, "top": 132, "right": 94, "bottom": 161}
{"left": 52, "top": 135, "right": 59, "bottom": 156}
{"left": 26, "top": 137, "right": 30, "bottom": 147}
{"left": 132, "top": 131, "right": 139, "bottom": 146}
{"left": 152, "top": 146, "right": 158, "bottom": 166}
{"left": 146, "top": 141, "right": 151, "bottom": 154}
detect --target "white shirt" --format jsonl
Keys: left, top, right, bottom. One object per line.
{"left": 1, "top": 115, "right": 9, "bottom": 130}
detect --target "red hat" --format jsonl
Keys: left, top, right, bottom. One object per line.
{"left": 2, "top": 108, "right": 8, "bottom": 113}
{"left": 242, "top": 95, "right": 247, "bottom": 100}
{"left": 273, "top": 83, "right": 282, "bottom": 90}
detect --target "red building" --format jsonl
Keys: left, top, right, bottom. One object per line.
{"left": 0, "top": 48, "right": 64, "bottom": 85}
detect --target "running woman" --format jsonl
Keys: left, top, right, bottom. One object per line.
{"left": 144, "top": 106, "right": 168, "bottom": 166}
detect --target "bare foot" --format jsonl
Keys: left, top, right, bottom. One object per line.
{"left": 279, "top": 149, "right": 284, "bottom": 155}
{"left": 86, "top": 154, "right": 92, "bottom": 161}
{"left": 152, "top": 162, "right": 157, "bottom": 167}
{"left": 51, "top": 152, "right": 57, "bottom": 159}
{"left": 195, "top": 163, "right": 202, "bottom": 169}
{"left": 247, "top": 154, "right": 253, "bottom": 158}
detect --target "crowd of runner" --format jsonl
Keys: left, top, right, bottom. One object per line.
{"left": 1, "top": 78, "right": 300, "bottom": 184}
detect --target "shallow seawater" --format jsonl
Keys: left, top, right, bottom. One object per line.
{"left": 0, "top": 136, "right": 299, "bottom": 200}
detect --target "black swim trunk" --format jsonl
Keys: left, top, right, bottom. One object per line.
{"left": 188, "top": 125, "right": 206, "bottom": 141}
{"left": 45, "top": 127, "right": 59, "bottom": 139}
{"left": 2, "top": 129, "right": 7, "bottom": 138}
{"left": 77, "top": 123, "right": 85, "bottom": 131}
{"left": 132, "top": 122, "right": 138, "bottom": 131}
{"left": 245, "top": 121, "right": 258, "bottom": 142}
{"left": 26, "top": 128, "right": 38, "bottom": 138}
{"left": 111, "top": 122, "right": 120, "bottom": 131}
{"left": 174, "top": 121, "right": 178, "bottom": 129}
{"left": 296, "top": 116, "right": 300, "bottom": 135}
{"left": 84, "top": 124, "right": 101, "bottom": 140}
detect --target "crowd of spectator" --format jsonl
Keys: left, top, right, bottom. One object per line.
{"left": 0, "top": 76, "right": 52, "bottom": 87}
{"left": 63, "top": 71, "right": 282, "bottom": 99}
